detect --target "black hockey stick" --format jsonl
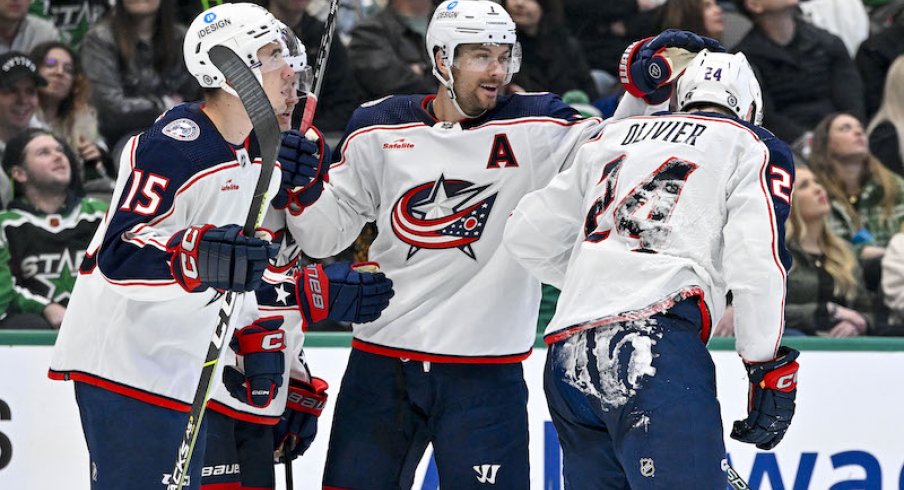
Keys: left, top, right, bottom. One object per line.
{"left": 284, "top": 452, "right": 294, "bottom": 489}
{"left": 723, "top": 459, "right": 751, "bottom": 490}
{"left": 280, "top": 4, "right": 341, "bottom": 487}
{"left": 298, "top": 0, "right": 340, "bottom": 133}
{"left": 167, "top": 44, "right": 280, "bottom": 490}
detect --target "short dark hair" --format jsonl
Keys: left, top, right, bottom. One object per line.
{"left": 2, "top": 128, "right": 83, "bottom": 197}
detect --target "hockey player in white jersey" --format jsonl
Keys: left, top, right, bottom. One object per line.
{"left": 274, "top": 0, "right": 724, "bottom": 486}
{"left": 47, "top": 4, "right": 390, "bottom": 490}
{"left": 504, "top": 50, "right": 801, "bottom": 488}
{"left": 200, "top": 25, "right": 393, "bottom": 489}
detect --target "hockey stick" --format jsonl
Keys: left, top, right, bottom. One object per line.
{"left": 167, "top": 44, "right": 280, "bottom": 490}
{"left": 723, "top": 459, "right": 751, "bottom": 490}
{"left": 284, "top": 454, "right": 294, "bottom": 489}
{"left": 298, "top": 0, "right": 340, "bottom": 134}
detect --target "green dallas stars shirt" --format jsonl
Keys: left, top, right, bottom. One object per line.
{"left": 0, "top": 194, "right": 107, "bottom": 318}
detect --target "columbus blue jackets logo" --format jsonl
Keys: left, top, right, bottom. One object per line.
{"left": 390, "top": 175, "right": 497, "bottom": 260}
{"left": 162, "top": 118, "right": 200, "bottom": 141}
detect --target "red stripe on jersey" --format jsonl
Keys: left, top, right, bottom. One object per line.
{"left": 544, "top": 287, "right": 706, "bottom": 345}
{"left": 696, "top": 295, "right": 712, "bottom": 343}
{"left": 47, "top": 369, "right": 191, "bottom": 411}
{"left": 352, "top": 339, "right": 531, "bottom": 364}
{"left": 206, "top": 399, "right": 280, "bottom": 425}
{"left": 754, "top": 149, "right": 788, "bottom": 359}
{"left": 199, "top": 483, "right": 241, "bottom": 490}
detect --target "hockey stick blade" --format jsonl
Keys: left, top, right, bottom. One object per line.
{"left": 167, "top": 46, "right": 281, "bottom": 490}
{"left": 299, "top": 0, "right": 339, "bottom": 133}
{"left": 209, "top": 45, "right": 280, "bottom": 235}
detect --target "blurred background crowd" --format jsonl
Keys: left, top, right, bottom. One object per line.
{"left": 1, "top": 0, "right": 903, "bottom": 337}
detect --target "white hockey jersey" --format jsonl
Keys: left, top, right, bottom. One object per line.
{"left": 207, "top": 209, "right": 310, "bottom": 424}
{"left": 49, "top": 103, "right": 281, "bottom": 408}
{"left": 504, "top": 112, "right": 794, "bottom": 362}
{"left": 287, "top": 93, "right": 660, "bottom": 362}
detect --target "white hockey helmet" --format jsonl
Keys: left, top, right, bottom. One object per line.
{"left": 183, "top": 3, "right": 286, "bottom": 93}
{"left": 677, "top": 50, "right": 764, "bottom": 126}
{"left": 426, "top": 0, "right": 521, "bottom": 86}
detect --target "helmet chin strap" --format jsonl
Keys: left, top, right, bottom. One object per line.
{"left": 433, "top": 65, "right": 486, "bottom": 120}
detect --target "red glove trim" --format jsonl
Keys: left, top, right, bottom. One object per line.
{"left": 167, "top": 224, "right": 215, "bottom": 293}
{"left": 285, "top": 377, "right": 329, "bottom": 416}
{"left": 234, "top": 329, "right": 286, "bottom": 355}
{"left": 619, "top": 38, "right": 652, "bottom": 99}
{"left": 760, "top": 361, "right": 799, "bottom": 392}
{"left": 296, "top": 264, "right": 330, "bottom": 324}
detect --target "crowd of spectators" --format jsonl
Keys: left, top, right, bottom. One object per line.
{"left": 1, "top": 0, "right": 904, "bottom": 337}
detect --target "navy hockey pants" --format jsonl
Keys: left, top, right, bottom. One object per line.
{"left": 74, "top": 381, "right": 209, "bottom": 490}
{"left": 201, "top": 410, "right": 275, "bottom": 489}
{"left": 544, "top": 299, "right": 727, "bottom": 489}
{"left": 322, "top": 348, "right": 530, "bottom": 489}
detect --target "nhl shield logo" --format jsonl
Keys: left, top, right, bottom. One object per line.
{"left": 163, "top": 118, "right": 200, "bottom": 141}
{"left": 640, "top": 458, "right": 655, "bottom": 478}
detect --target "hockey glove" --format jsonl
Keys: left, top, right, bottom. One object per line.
{"left": 731, "top": 346, "right": 800, "bottom": 450}
{"left": 274, "top": 377, "right": 328, "bottom": 462}
{"left": 295, "top": 262, "right": 394, "bottom": 324}
{"left": 223, "top": 317, "right": 287, "bottom": 408}
{"left": 619, "top": 29, "right": 724, "bottom": 104}
{"left": 168, "top": 224, "right": 278, "bottom": 293}
{"left": 272, "top": 127, "right": 331, "bottom": 211}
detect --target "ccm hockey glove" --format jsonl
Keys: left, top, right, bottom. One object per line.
{"left": 272, "top": 127, "right": 331, "bottom": 211}
{"left": 731, "top": 346, "right": 800, "bottom": 450}
{"left": 619, "top": 29, "right": 724, "bottom": 104}
{"left": 295, "top": 262, "right": 394, "bottom": 324}
{"left": 168, "top": 224, "right": 278, "bottom": 293}
{"left": 274, "top": 377, "right": 329, "bottom": 461}
{"left": 223, "top": 317, "right": 286, "bottom": 408}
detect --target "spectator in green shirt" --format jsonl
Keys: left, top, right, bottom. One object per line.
{"left": 0, "top": 128, "right": 106, "bottom": 329}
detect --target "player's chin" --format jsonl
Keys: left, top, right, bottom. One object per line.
{"left": 277, "top": 112, "right": 292, "bottom": 131}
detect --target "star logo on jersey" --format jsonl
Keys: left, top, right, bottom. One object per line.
{"left": 254, "top": 282, "right": 297, "bottom": 307}
{"left": 273, "top": 283, "right": 292, "bottom": 305}
{"left": 390, "top": 175, "right": 497, "bottom": 260}
{"left": 21, "top": 248, "right": 83, "bottom": 303}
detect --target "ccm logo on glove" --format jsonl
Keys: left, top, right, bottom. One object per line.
{"left": 763, "top": 365, "right": 798, "bottom": 391}
{"left": 177, "top": 227, "right": 202, "bottom": 279}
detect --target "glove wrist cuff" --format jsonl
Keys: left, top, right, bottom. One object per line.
{"left": 286, "top": 377, "right": 328, "bottom": 416}
{"left": 296, "top": 264, "right": 330, "bottom": 324}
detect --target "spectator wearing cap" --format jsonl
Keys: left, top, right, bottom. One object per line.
{"left": 0, "top": 129, "right": 107, "bottom": 329}
{"left": 0, "top": 51, "right": 47, "bottom": 208}
{"left": 0, "top": 0, "right": 61, "bottom": 55}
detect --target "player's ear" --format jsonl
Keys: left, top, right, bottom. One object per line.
{"left": 434, "top": 48, "right": 451, "bottom": 80}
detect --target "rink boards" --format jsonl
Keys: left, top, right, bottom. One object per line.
{"left": 1, "top": 332, "right": 903, "bottom": 490}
